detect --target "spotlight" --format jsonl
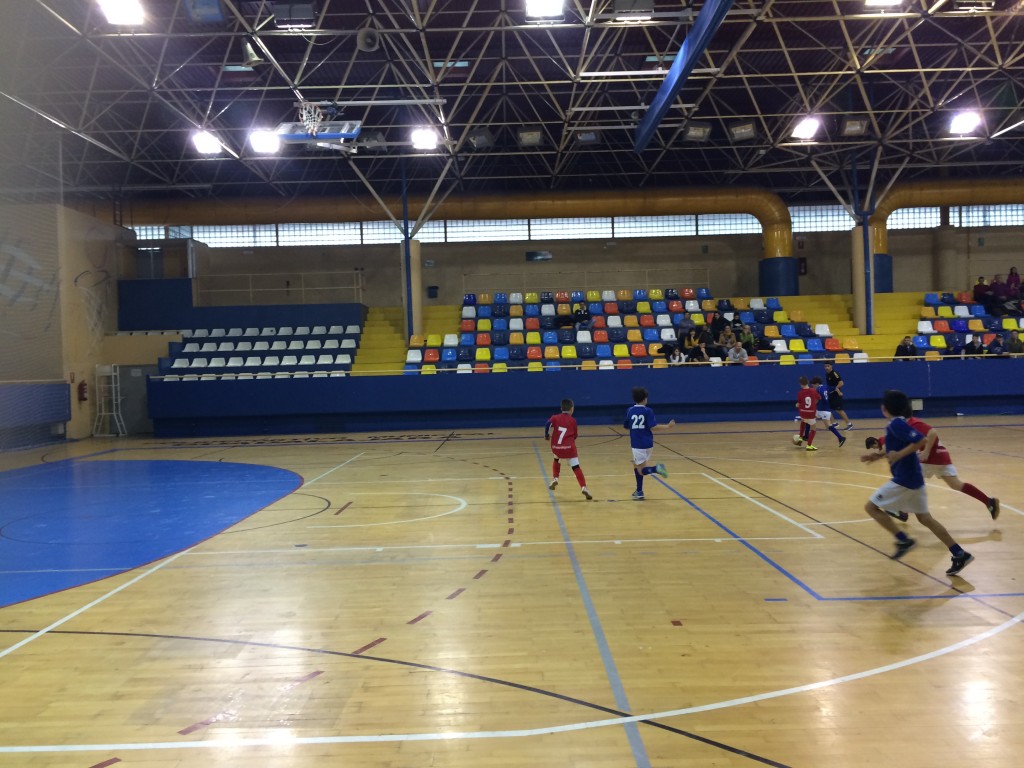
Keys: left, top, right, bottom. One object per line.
{"left": 728, "top": 120, "right": 756, "bottom": 142}
{"left": 192, "top": 130, "right": 223, "bottom": 154}
{"left": 516, "top": 127, "right": 544, "bottom": 147}
{"left": 682, "top": 122, "right": 712, "bottom": 142}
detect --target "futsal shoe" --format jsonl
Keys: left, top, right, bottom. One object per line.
{"left": 631, "top": 490, "right": 645, "bottom": 501}
{"left": 845, "top": 423, "right": 855, "bottom": 431}
{"left": 838, "top": 436, "right": 847, "bottom": 448}
{"left": 581, "top": 487, "right": 593, "bottom": 500}
{"left": 892, "top": 538, "right": 917, "bottom": 559}
{"left": 548, "top": 478, "right": 558, "bottom": 490}
{"left": 988, "top": 498, "right": 1000, "bottom": 520}
{"left": 805, "top": 445, "right": 818, "bottom": 452}
{"left": 655, "top": 463, "right": 669, "bottom": 478}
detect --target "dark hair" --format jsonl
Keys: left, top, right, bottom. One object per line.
{"left": 560, "top": 398, "right": 574, "bottom": 413}
{"left": 798, "top": 376, "right": 809, "bottom": 386}
{"left": 882, "top": 389, "right": 911, "bottom": 418}
{"left": 810, "top": 376, "right": 823, "bottom": 385}
{"left": 632, "top": 386, "right": 648, "bottom": 404}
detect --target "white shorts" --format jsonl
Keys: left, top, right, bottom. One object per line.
{"left": 923, "top": 463, "right": 957, "bottom": 479}
{"left": 870, "top": 480, "right": 929, "bottom": 516}
{"left": 800, "top": 417, "right": 817, "bottom": 427}
{"left": 631, "top": 447, "right": 654, "bottom": 466}
{"left": 815, "top": 410, "right": 833, "bottom": 422}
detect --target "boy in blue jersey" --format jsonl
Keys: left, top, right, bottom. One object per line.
{"left": 810, "top": 376, "right": 847, "bottom": 447}
{"left": 860, "top": 389, "right": 974, "bottom": 576}
{"left": 624, "top": 386, "right": 676, "bottom": 500}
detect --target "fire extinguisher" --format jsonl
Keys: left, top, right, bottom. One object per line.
{"left": 77, "top": 380, "right": 88, "bottom": 402}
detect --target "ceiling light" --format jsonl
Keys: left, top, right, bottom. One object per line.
{"left": 184, "top": 0, "right": 226, "bottom": 22}
{"left": 682, "top": 122, "right": 712, "bottom": 142}
{"left": 949, "top": 111, "right": 982, "bottom": 135}
{"left": 840, "top": 117, "right": 870, "bottom": 137}
{"left": 791, "top": 116, "right": 821, "bottom": 140}
{"left": 613, "top": 0, "right": 654, "bottom": 21}
{"left": 411, "top": 127, "right": 439, "bottom": 150}
{"left": 864, "top": 0, "right": 901, "bottom": 6}
{"left": 273, "top": 1, "right": 317, "bottom": 29}
{"left": 576, "top": 130, "right": 601, "bottom": 145}
{"left": 466, "top": 127, "right": 495, "bottom": 149}
{"left": 728, "top": 120, "right": 756, "bottom": 142}
{"left": 525, "top": 0, "right": 562, "bottom": 22}
{"left": 242, "top": 41, "right": 265, "bottom": 68}
{"left": 954, "top": 0, "right": 994, "bottom": 10}
{"left": 516, "top": 127, "right": 544, "bottom": 147}
{"left": 192, "top": 130, "right": 223, "bottom": 154}
{"left": 249, "top": 130, "right": 281, "bottom": 154}
{"left": 97, "top": 0, "right": 144, "bottom": 25}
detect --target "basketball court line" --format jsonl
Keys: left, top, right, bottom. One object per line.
{"left": 700, "top": 473, "right": 824, "bottom": 538}
{"left": 307, "top": 493, "right": 467, "bottom": 528}
{"left": 0, "top": 607, "right": 1020, "bottom": 755}
{"left": 302, "top": 452, "right": 364, "bottom": 485}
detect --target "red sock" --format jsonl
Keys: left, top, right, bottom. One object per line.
{"left": 806, "top": 429, "right": 816, "bottom": 445}
{"left": 572, "top": 465, "right": 587, "bottom": 487}
{"left": 960, "top": 482, "right": 989, "bottom": 505}
{"left": 552, "top": 459, "right": 560, "bottom": 479}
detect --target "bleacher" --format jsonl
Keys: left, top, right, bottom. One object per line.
{"left": 404, "top": 288, "right": 868, "bottom": 372}
{"left": 914, "top": 291, "right": 1023, "bottom": 357}
{"left": 158, "top": 324, "right": 361, "bottom": 380}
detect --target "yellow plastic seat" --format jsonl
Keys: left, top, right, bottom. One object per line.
{"left": 420, "top": 364, "right": 438, "bottom": 374}
{"left": 510, "top": 304, "right": 524, "bottom": 317}
{"left": 581, "top": 359, "right": 598, "bottom": 370}
{"left": 426, "top": 334, "right": 442, "bottom": 347}
{"left": 476, "top": 292, "right": 492, "bottom": 304}
{"left": 1003, "top": 317, "right": 1019, "bottom": 330}
{"left": 477, "top": 318, "right": 492, "bottom": 332}
{"left": 788, "top": 338, "right": 807, "bottom": 353}
{"left": 526, "top": 331, "right": 542, "bottom": 345}
{"left": 732, "top": 297, "right": 750, "bottom": 310}
{"left": 691, "top": 313, "right": 705, "bottom": 326}
{"left": 617, "top": 289, "right": 632, "bottom": 301}
{"left": 586, "top": 290, "right": 601, "bottom": 302}
{"left": 652, "top": 357, "right": 667, "bottom": 368}
{"left": 763, "top": 325, "right": 781, "bottom": 338}
{"left": 920, "top": 306, "right": 936, "bottom": 319}
{"left": 843, "top": 337, "right": 861, "bottom": 351}
{"left": 560, "top": 345, "right": 577, "bottom": 359}
{"left": 475, "top": 347, "right": 492, "bottom": 361}
{"left": 930, "top": 335, "right": 947, "bottom": 349}
{"left": 788, "top": 310, "right": 805, "bottom": 322}
{"left": 701, "top": 299, "right": 716, "bottom": 311}
{"left": 409, "top": 334, "right": 425, "bottom": 348}
{"left": 648, "top": 289, "right": 664, "bottom": 300}
{"left": 636, "top": 301, "right": 652, "bottom": 314}
{"left": 524, "top": 291, "right": 540, "bottom": 304}
{"left": 623, "top": 315, "right": 639, "bottom": 328}
{"left": 778, "top": 354, "right": 796, "bottom": 366}
{"left": 509, "top": 331, "right": 525, "bottom": 345}
{"left": 613, "top": 343, "right": 630, "bottom": 357}
{"left": 556, "top": 303, "right": 571, "bottom": 316}
{"left": 924, "top": 350, "right": 941, "bottom": 361}
{"left": 544, "top": 345, "right": 560, "bottom": 360}
{"left": 937, "top": 305, "right": 954, "bottom": 318}
{"left": 626, "top": 329, "right": 643, "bottom": 343}
{"left": 527, "top": 361, "right": 543, "bottom": 372}
{"left": 968, "top": 319, "right": 985, "bottom": 332}
{"left": 834, "top": 352, "right": 852, "bottom": 364}
{"left": 773, "top": 310, "right": 790, "bottom": 323}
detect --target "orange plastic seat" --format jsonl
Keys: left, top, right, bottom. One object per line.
{"left": 626, "top": 329, "right": 643, "bottom": 343}
{"left": 555, "top": 291, "right": 571, "bottom": 303}
{"left": 475, "top": 333, "right": 491, "bottom": 346}
{"left": 509, "top": 332, "right": 525, "bottom": 345}
{"left": 763, "top": 325, "right": 781, "bottom": 338}
{"left": 824, "top": 337, "right": 843, "bottom": 352}
{"left": 920, "top": 306, "right": 936, "bottom": 318}
{"left": 623, "top": 314, "right": 639, "bottom": 328}
{"left": 615, "top": 358, "right": 633, "bottom": 370}
{"left": 460, "top": 319, "right": 476, "bottom": 332}
{"left": 527, "top": 346, "right": 543, "bottom": 360}
{"left": 408, "top": 334, "right": 425, "bottom": 348}
{"left": 509, "top": 304, "right": 524, "bottom": 317}
{"left": 639, "top": 314, "right": 656, "bottom": 327}
{"left": 476, "top": 293, "right": 492, "bottom": 305}
{"left": 681, "top": 288, "right": 696, "bottom": 300}
{"left": 423, "top": 348, "right": 440, "bottom": 363}
{"left": 604, "top": 302, "right": 620, "bottom": 315}
{"left": 544, "top": 345, "right": 560, "bottom": 360}
{"left": 591, "top": 316, "right": 607, "bottom": 329}
{"left": 556, "top": 303, "right": 571, "bottom": 316}
{"left": 843, "top": 338, "right": 862, "bottom": 351}
{"left": 932, "top": 320, "right": 951, "bottom": 333}
{"left": 667, "top": 300, "right": 684, "bottom": 313}
{"left": 616, "top": 289, "right": 632, "bottom": 301}
{"left": 701, "top": 299, "right": 716, "bottom": 311}
{"left": 834, "top": 352, "right": 852, "bottom": 364}
{"left": 630, "top": 343, "right": 648, "bottom": 357}
{"left": 525, "top": 317, "right": 540, "bottom": 331}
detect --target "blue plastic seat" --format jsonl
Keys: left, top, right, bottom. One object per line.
{"left": 524, "top": 304, "right": 540, "bottom": 317}
{"left": 491, "top": 303, "right": 509, "bottom": 317}
{"left": 618, "top": 300, "right": 637, "bottom": 314}
{"left": 717, "top": 299, "right": 733, "bottom": 312}
{"left": 588, "top": 302, "right": 604, "bottom": 315}
{"left": 441, "top": 348, "right": 457, "bottom": 363}
{"left": 477, "top": 305, "right": 492, "bottom": 318}
{"left": 540, "top": 316, "right": 557, "bottom": 330}
{"left": 970, "top": 305, "right": 986, "bottom": 317}
{"left": 492, "top": 346, "right": 510, "bottom": 362}
{"left": 491, "top": 330, "right": 509, "bottom": 346}
{"left": 460, "top": 332, "right": 475, "bottom": 346}
{"left": 924, "top": 292, "right": 941, "bottom": 306}
{"left": 766, "top": 297, "right": 782, "bottom": 311}
{"left": 739, "top": 311, "right": 756, "bottom": 325}
{"left": 951, "top": 319, "right": 968, "bottom": 332}
{"left": 577, "top": 343, "right": 596, "bottom": 358}
{"left": 806, "top": 338, "right": 824, "bottom": 352}
{"left": 780, "top": 324, "right": 797, "bottom": 338}
{"left": 492, "top": 318, "right": 508, "bottom": 331}
{"left": 608, "top": 328, "right": 627, "bottom": 343}
{"left": 642, "top": 328, "right": 660, "bottom": 342}
{"left": 570, "top": 290, "right": 586, "bottom": 303}
{"left": 595, "top": 344, "right": 612, "bottom": 358}
{"left": 940, "top": 292, "right": 956, "bottom": 304}
{"left": 697, "top": 287, "right": 713, "bottom": 301}
{"left": 540, "top": 291, "right": 554, "bottom": 303}
{"left": 557, "top": 328, "right": 575, "bottom": 344}
{"left": 797, "top": 354, "right": 814, "bottom": 364}
{"left": 508, "top": 345, "right": 526, "bottom": 361}
{"left": 795, "top": 322, "right": 814, "bottom": 337}
{"left": 457, "top": 346, "right": 474, "bottom": 362}
{"left": 463, "top": 293, "right": 477, "bottom": 306}
{"left": 671, "top": 313, "right": 686, "bottom": 326}
{"left": 633, "top": 289, "right": 648, "bottom": 301}
{"left": 753, "top": 309, "right": 771, "bottom": 324}
{"left": 493, "top": 292, "right": 508, "bottom": 304}
{"left": 542, "top": 330, "right": 558, "bottom": 345}
{"left": 544, "top": 361, "right": 560, "bottom": 371}
{"left": 913, "top": 335, "right": 929, "bottom": 348}
{"left": 664, "top": 288, "right": 680, "bottom": 300}
{"left": 651, "top": 300, "right": 667, "bottom": 313}
{"left": 403, "top": 364, "right": 419, "bottom": 375}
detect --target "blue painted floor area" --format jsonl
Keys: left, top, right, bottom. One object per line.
{"left": 0, "top": 459, "right": 301, "bottom": 608}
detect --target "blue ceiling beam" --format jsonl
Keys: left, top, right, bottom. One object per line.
{"left": 634, "top": 0, "right": 735, "bottom": 153}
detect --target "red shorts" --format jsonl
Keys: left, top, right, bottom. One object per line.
{"left": 551, "top": 446, "right": 578, "bottom": 460}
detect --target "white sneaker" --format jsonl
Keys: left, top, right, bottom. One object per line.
{"left": 582, "top": 486, "right": 592, "bottom": 500}
{"left": 548, "top": 478, "right": 558, "bottom": 490}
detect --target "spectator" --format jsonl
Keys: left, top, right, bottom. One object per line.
{"left": 687, "top": 341, "right": 710, "bottom": 364}
{"left": 738, "top": 324, "right": 757, "bottom": 355}
{"left": 681, "top": 327, "right": 700, "bottom": 354}
{"left": 893, "top": 335, "right": 919, "bottom": 361}
{"left": 571, "top": 301, "right": 591, "bottom": 331}
{"left": 663, "top": 344, "right": 685, "bottom": 367}
{"left": 962, "top": 335, "right": 986, "bottom": 357}
{"left": 708, "top": 312, "right": 728, "bottom": 341}
{"left": 988, "top": 333, "right": 1007, "bottom": 357}
{"left": 990, "top": 275, "right": 1011, "bottom": 315}
{"left": 727, "top": 340, "right": 749, "bottom": 365}
{"left": 1007, "top": 266, "right": 1021, "bottom": 299}
{"left": 718, "top": 325, "right": 737, "bottom": 351}
{"left": 973, "top": 276, "right": 994, "bottom": 313}
{"left": 1008, "top": 329, "right": 1024, "bottom": 356}
{"left": 677, "top": 314, "right": 696, "bottom": 338}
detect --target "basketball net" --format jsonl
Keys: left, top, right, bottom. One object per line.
{"left": 299, "top": 103, "right": 324, "bottom": 137}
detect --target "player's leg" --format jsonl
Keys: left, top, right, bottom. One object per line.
{"left": 567, "top": 457, "right": 592, "bottom": 500}
{"left": 549, "top": 456, "right": 560, "bottom": 489}
{"left": 914, "top": 513, "right": 974, "bottom": 574}
{"left": 936, "top": 465, "right": 998, "bottom": 518}
{"left": 867, "top": 482, "right": 916, "bottom": 557}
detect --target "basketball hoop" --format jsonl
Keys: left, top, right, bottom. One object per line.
{"left": 299, "top": 103, "right": 324, "bottom": 137}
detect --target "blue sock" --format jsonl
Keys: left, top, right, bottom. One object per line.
{"left": 634, "top": 469, "right": 643, "bottom": 492}
{"left": 896, "top": 531, "right": 910, "bottom": 542}
{"left": 950, "top": 544, "right": 965, "bottom": 556}
{"left": 642, "top": 466, "right": 656, "bottom": 475}
{"left": 829, "top": 424, "right": 842, "bottom": 439}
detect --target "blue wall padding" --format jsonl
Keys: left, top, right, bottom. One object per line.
{"left": 118, "top": 279, "right": 365, "bottom": 331}
{"left": 147, "top": 359, "right": 1024, "bottom": 437}
{"left": 0, "top": 459, "right": 301, "bottom": 607}
{"left": 759, "top": 257, "right": 799, "bottom": 297}
{"left": 874, "top": 253, "right": 893, "bottom": 293}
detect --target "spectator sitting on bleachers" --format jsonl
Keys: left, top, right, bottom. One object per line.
{"left": 698, "top": 326, "right": 724, "bottom": 358}
{"left": 893, "top": 335, "right": 919, "bottom": 361}
{"left": 1008, "top": 329, "right": 1024, "bottom": 356}
{"left": 988, "top": 333, "right": 1007, "bottom": 357}
{"left": 677, "top": 315, "right": 696, "bottom": 338}
{"left": 662, "top": 344, "right": 684, "bottom": 367}
{"left": 1007, "top": 267, "right": 1021, "bottom": 299}
{"left": 727, "top": 340, "right": 749, "bottom": 365}
{"left": 572, "top": 302, "right": 591, "bottom": 330}
{"left": 687, "top": 341, "right": 710, "bottom": 364}
{"left": 738, "top": 324, "right": 757, "bottom": 355}
{"left": 990, "top": 275, "right": 1011, "bottom": 315}
{"left": 718, "top": 325, "right": 738, "bottom": 351}
{"left": 708, "top": 312, "right": 727, "bottom": 340}
{"left": 973, "top": 276, "right": 995, "bottom": 314}
{"left": 963, "top": 336, "right": 986, "bottom": 357}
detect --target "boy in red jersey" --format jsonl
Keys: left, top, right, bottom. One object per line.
{"left": 794, "top": 376, "right": 822, "bottom": 451}
{"left": 546, "top": 399, "right": 592, "bottom": 500}
{"left": 865, "top": 407, "right": 999, "bottom": 522}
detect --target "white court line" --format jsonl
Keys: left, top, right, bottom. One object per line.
{"left": 303, "top": 452, "right": 364, "bottom": 485}
{"left": 701, "top": 473, "right": 824, "bottom": 539}
{"left": 308, "top": 494, "right": 467, "bottom": 528}
{"left": 0, "top": 552, "right": 186, "bottom": 661}
{"left": 2, "top": 607, "right": 1020, "bottom": 753}
{"left": 185, "top": 535, "right": 816, "bottom": 558}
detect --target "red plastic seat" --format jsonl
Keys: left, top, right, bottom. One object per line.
{"left": 460, "top": 319, "right": 476, "bottom": 332}
{"left": 423, "top": 348, "right": 440, "bottom": 363}
{"left": 475, "top": 333, "right": 491, "bottom": 346}
{"left": 527, "top": 346, "right": 543, "bottom": 360}
{"left": 630, "top": 343, "right": 648, "bottom": 357}
{"left": 604, "top": 302, "right": 620, "bottom": 315}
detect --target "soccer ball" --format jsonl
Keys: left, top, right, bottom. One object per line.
{"left": 792, "top": 434, "right": 804, "bottom": 446}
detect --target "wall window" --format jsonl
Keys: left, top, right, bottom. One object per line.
{"left": 952, "top": 204, "right": 1024, "bottom": 227}
{"left": 446, "top": 219, "right": 530, "bottom": 242}
{"left": 791, "top": 205, "right": 853, "bottom": 233}
{"left": 530, "top": 217, "right": 612, "bottom": 240}
{"left": 278, "top": 221, "right": 362, "bottom": 246}
{"left": 888, "top": 207, "right": 941, "bottom": 230}
{"left": 697, "top": 213, "right": 760, "bottom": 235}
{"left": 614, "top": 215, "right": 695, "bottom": 238}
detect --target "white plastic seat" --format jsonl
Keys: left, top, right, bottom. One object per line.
{"left": 299, "top": 355, "right": 316, "bottom": 365}
{"left": 406, "top": 349, "right": 423, "bottom": 364}
{"left": 271, "top": 340, "right": 287, "bottom": 351}
{"left": 199, "top": 374, "right": 217, "bottom": 380}
{"left": 749, "top": 298, "right": 766, "bottom": 310}
{"left": 260, "top": 327, "right": 276, "bottom": 336}
{"left": 255, "top": 372, "right": 273, "bottom": 379}
{"left": 291, "top": 371, "right": 310, "bottom": 379}
{"left": 443, "top": 333, "right": 459, "bottom": 348}
{"left": 917, "top": 320, "right": 934, "bottom": 334}
{"left": 340, "top": 339, "right": 356, "bottom": 350}
{"left": 853, "top": 352, "right": 870, "bottom": 363}
{"left": 660, "top": 328, "right": 677, "bottom": 341}
{"left": 709, "top": 357, "right": 724, "bottom": 367}
{"left": 236, "top": 373, "right": 254, "bottom": 380}
{"left": 295, "top": 326, "right": 311, "bottom": 335}
{"left": 598, "top": 359, "right": 615, "bottom": 370}
{"left": 200, "top": 342, "right": 217, "bottom": 353}
{"left": 171, "top": 358, "right": 189, "bottom": 369}
{"left": 335, "top": 354, "right": 352, "bottom": 365}
{"left": 456, "top": 363, "right": 473, "bottom": 373}
{"left": 329, "top": 371, "right": 346, "bottom": 377}
{"left": 317, "top": 354, "right": 335, "bottom": 365}
{"left": 345, "top": 325, "right": 360, "bottom": 334}
{"left": 191, "top": 329, "right": 209, "bottom": 338}
{"left": 953, "top": 305, "right": 970, "bottom": 318}
{"left": 684, "top": 300, "right": 700, "bottom": 313}
{"left": 312, "top": 325, "right": 327, "bottom": 335}
{"left": 274, "top": 372, "right": 291, "bottom": 379}
{"left": 183, "top": 342, "right": 200, "bottom": 353}
{"left": 509, "top": 292, "right": 524, "bottom": 304}
{"left": 328, "top": 325, "right": 344, "bottom": 335}
{"left": 576, "top": 330, "right": 592, "bottom": 344}
{"left": 814, "top": 323, "right": 832, "bottom": 337}
{"left": 601, "top": 290, "right": 616, "bottom": 302}
{"left": 323, "top": 339, "right": 340, "bottom": 350}
{"left": 262, "top": 355, "right": 280, "bottom": 367}
{"left": 509, "top": 318, "right": 525, "bottom": 332}
{"left": 181, "top": 374, "right": 199, "bottom": 381}
{"left": 771, "top": 339, "right": 789, "bottom": 353}
{"left": 606, "top": 315, "right": 623, "bottom": 328}
{"left": 461, "top": 306, "right": 477, "bottom": 319}
{"left": 244, "top": 356, "right": 262, "bottom": 367}
{"left": 306, "top": 339, "right": 322, "bottom": 350}
{"left": 190, "top": 358, "right": 208, "bottom": 368}
{"left": 220, "top": 373, "right": 237, "bottom": 380}
{"left": 164, "top": 375, "right": 181, "bottom": 381}
{"left": 210, "top": 328, "right": 226, "bottom": 338}
{"left": 253, "top": 341, "right": 270, "bottom": 351}
{"left": 540, "top": 304, "right": 556, "bottom": 316}
{"left": 281, "top": 355, "right": 298, "bottom": 367}
{"left": 655, "top": 314, "right": 672, "bottom": 327}
{"left": 312, "top": 371, "right": 328, "bottom": 378}
{"left": 227, "top": 328, "right": 243, "bottom": 337}
{"left": 243, "top": 327, "right": 259, "bottom": 336}
{"left": 217, "top": 341, "right": 233, "bottom": 352}
{"left": 181, "top": 330, "right": 196, "bottom": 339}
{"left": 208, "top": 357, "right": 226, "bottom": 368}
{"left": 227, "top": 357, "right": 244, "bottom": 367}
{"left": 278, "top": 327, "right": 294, "bottom": 336}
{"left": 288, "top": 340, "right": 304, "bottom": 350}
{"left": 235, "top": 341, "right": 253, "bottom": 352}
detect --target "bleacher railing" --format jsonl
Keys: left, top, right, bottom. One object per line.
{"left": 461, "top": 267, "right": 711, "bottom": 297}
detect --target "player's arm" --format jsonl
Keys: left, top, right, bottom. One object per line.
{"left": 544, "top": 418, "right": 552, "bottom": 440}
{"left": 884, "top": 436, "right": 927, "bottom": 465}
{"left": 652, "top": 419, "right": 677, "bottom": 430}
{"left": 920, "top": 429, "right": 939, "bottom": 460}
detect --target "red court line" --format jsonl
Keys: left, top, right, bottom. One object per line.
{"left": 507, "top": 527, "right": 514, "bottom": 534}
{"left": 334, "top": 501, "right": 353, "bottom": 516}
{"left": 352, "top": 637, "right": 387, "bottom": 655}
{"left": 88, "top": 759, "right": 121, "bottom": 768}
{"left": 178, "top": 715, "right": 221, "bottom": 736}
{"left": 490, "top": 553, "right": 502, "bottom": 563}
{"left": 447, "top": 588, "right": 465, "bottom": 600}
{"left": 407, "top": 611, "right": 432, "bottom": 625}
{"left": 502, "top": 539, "right": 511, "bottom": 547}
{"left": 473, "top": 570, "right": 487, "bottom": 579}
{"left": 280, "top": 670, "right": 324, "bottom": 690}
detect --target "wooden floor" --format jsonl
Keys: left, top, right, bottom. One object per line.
{"left": 1, "top": 415, "right": 1022, "bottom": 767}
